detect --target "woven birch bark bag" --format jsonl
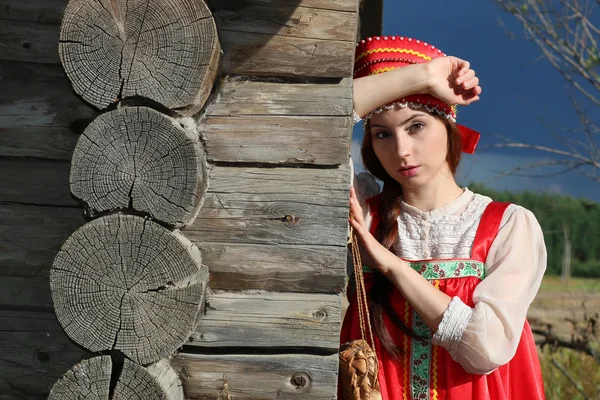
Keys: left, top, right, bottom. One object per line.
{"left": 339, "top": 224, "right": 382, "bottom": 400}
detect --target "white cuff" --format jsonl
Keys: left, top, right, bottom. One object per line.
{"left": 432, "top": 296, "right": 473, "bottom": 357}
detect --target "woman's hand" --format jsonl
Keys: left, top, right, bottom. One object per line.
{"left": 349, "top": 187, "right": 399, "bottom": 276}
{"left": 425, "top": 56, "right": 482, "bottom": 106}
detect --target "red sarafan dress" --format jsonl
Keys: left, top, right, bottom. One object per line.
{"left": 340, "top": 192, "right": 546, "bottom": 400}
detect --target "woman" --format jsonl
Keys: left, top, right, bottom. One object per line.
{"left": 341, "top": 36, "right": 547, "bottom": 399}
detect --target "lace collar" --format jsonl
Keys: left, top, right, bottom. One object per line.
{"left": 400, "top": 188, "right": 475, "bottom": 221}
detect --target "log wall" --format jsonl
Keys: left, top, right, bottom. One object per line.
{"left": 0, "top": 0, "right": 359, "bottom": 398}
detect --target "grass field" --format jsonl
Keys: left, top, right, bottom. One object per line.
{"left": 530, "top": 275, "right": 600, "bottom": 399}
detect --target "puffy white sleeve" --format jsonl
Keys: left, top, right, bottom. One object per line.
{"left": 432, "top": 206, "right": 547, "bottom": 374}
{"left": 352, "top": 110, "right": 363, "bottom": 124}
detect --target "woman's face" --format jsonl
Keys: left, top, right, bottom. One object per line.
{"left": 368, "top": 107, "right": 451, "bottom": 189}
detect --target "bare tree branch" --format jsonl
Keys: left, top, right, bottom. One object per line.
{"left": 550, "top": 358, "right": 592, "bottom": 399}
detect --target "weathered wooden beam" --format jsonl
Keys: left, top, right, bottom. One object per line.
{"left": 0, "top": 0, "right": 357, "bottom": 77}
{"left": 172, "top": 353, "right": 339, "bottom": 399}
{"left": 189, "top": 291, "right": 341, "bottom": 350}
{"left": 1, "top": 63, "right": 352, "bottom": 163}
{"left": 201, "top": 115, "right": 351, "bottom": 164}
{"left": 200, "top": 242, "right": 345, "bottom": 293}
{"left": 0, "top": 310, "right": 87, "bottom": 399}
{"left": 0, "top": 157, "right": 77, "bottom": 207}
{"left": 0, "top": 203, "right": 84, "bottom": 278}
{"left": 0, "top": 0, "right": 65, "bottom": 24}
{"left": 0, "top": 0, "right": 357, "bottom": 24}
{"left": 186, "top": 165, "right": 350, "bottom": 247}
{"left": 0, "top": 61, "right": 95, "bottom": 160}
{"left": 205, "top": 76, "right": 352, "bottom": 116}
{"left": 208, "top": 0, "right": 355, "bottom": 41}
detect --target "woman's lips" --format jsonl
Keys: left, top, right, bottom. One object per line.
{"left": 398, "top": 166, "right": 419, "bottom": 177}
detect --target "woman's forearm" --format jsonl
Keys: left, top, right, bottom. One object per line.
{"left": 352, "top": 64, "right": 430, "bottom": 118}
{"left": 382, "top": 259, "right": 451, "bottom": 333}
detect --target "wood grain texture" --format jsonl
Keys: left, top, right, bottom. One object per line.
{"left": 206, "top": 76, "right": 352, "bottom": 116}
{"left": 58, "top": 0, "right": 220, "bottom": 114}
{"left": 185, "top": 165, "right": 350, "bottom": 246}
{"left": 0, "top": 157, "right": 77, "bottom": 207}
{"left": 0, "top": 19, "right": 60, "bottom": 64}
{"left": 0, "top": 61, "right": 95, "bottom": 160}
{"left": 208, "top": 0, "right": 355, "bottom": 41}
{"left": 1, "top": 0, "right": 357, "bottom": 78}
{"left": 51, "top": 214, "right": 208, "bottom": 364}
{"left": 0, "top": 310, "right": 87, "bottom": 399}
{"left": 200, "top": 115, "right": 351, "bottom": 164}
{"left": 172, "top": 353, "right": 339, "bottom": 399}
{"left": 1, "top": 64, "right": 353, "bottom": 164}
{"left": 217, "top": 30, "right": 354, "bottom": 77}
{"left": 0, "top": 203, "right": 84, "bottom": 279}
{"left": 189, "top": 291, "right": 341, "bottom": 350}
{"left": 0, "top": 0, "right": 66, "bottom": 24}
{"left": 199, "top": 242, "right": 346, "bottom": 293}
{"left": 70, "top": 107, "right": 209, "bottom": 227}
{"left": 48, "top": 356, "right": 112, "bottom": 400}
{"left": 1, "top": 162, "right": 350, "bottom": 293}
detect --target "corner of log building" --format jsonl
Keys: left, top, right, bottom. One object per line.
{"left": 0, "top": 0, "right": 382, "bottom": 398}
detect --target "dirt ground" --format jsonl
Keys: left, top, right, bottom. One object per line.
{"left": 528, "top": 291, "right": 600, "bottom": 339}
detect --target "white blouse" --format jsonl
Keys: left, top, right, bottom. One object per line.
{"left": 353, "top": 177, "right": 547, "bottom": 375}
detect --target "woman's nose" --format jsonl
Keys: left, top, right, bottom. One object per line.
{"left": 395, "top": 135, "right": 411, "bottom": 158}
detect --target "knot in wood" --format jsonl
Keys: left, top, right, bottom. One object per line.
{"left": 290, "top": 372, "right": 310, "bottom": 389}
{"left": 312, "top": 309, "right": 327, "bottom": 320}
{"left": 282, "top": 214, "right": 299, "bottom": 223}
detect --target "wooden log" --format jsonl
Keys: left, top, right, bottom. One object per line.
{"left": 206, "top": 76, "right": 352, "bottom": 117}
{"left": 0, "top": 0, "right": 357, "bottom": 24}
{"left": 50, "top": 214, "right": 209, "bottom": 365}
{"left": 216, "top": 30, "right": 354, "bottom": 78}
{"left": 207, "top": 0, "right": 355, "bottom": 41}
{"left": 1, "top": 161, "right": 349, "bottom": 292}
{"left": 48, "top": 356, "right": 112, "bottom": 400}
{"left": 0, "top": 203, "right": 84, "bottom": 279}
{"left": 0, "top": 0, "right": 66, "bottom": 24}
{"left": 0, "top": 157, "right": 77, "bottom": 208}
{"left": 189, "top": 291, "right": 341, "bottom": 351}
{"left": 1, "top": 0, "right": 357, "bottom": 78}
{"left": 200, "top": 243, "right": 345, "bottom": 293}
{"left": 48, "top": 356, "right": 184, "bottom": 400}
{"left": 200, "top": 115, "right": 351, "bottom": 165}
{"left": 0, "top": 310, "right": 87, "bottom": 399}
{"left": 172, "top": 353, "right": 339, "bottom": 399}
{"left": 58, "top": 0, "right": 220, "bottom": 114}
{"left": 185, "top": 165, "right": 350, "bottom": 247}
{"left": 0, "top": 61, "right": 95, "bottom": 160}
{"left": 70, "top": 106, "right": 209, "bottom": 227}
{"left": 115, "top": 358, "right": 184, "bottom": 400}
{"left": 1, "top": 65, "right": 352, "bottom": 164}
{"left": 0, "top": 19, "right": 60, "bottom": 64}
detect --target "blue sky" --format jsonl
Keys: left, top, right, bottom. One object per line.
{"left": 351, "top": 0, "right": 600, "bottom": 201}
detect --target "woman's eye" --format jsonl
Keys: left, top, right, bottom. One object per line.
{"left": 374, "top": 131, "right": 392, "bottom": 139}
{"left": 409, "top": 122, "right": 425, "bottom": 132}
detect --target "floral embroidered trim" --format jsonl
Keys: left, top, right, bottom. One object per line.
{"left": 362, "top": 260, "right": 486, "bottom": 280}
{"left": 410, "top": 260, "right": 485, "bottom": 280}
{"left": 411, "top": 313, "right": 431, "bottom": 400}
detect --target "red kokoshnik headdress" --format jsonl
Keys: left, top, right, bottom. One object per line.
{"left": 354, "top": 36, "right": 480, "bottom": 154}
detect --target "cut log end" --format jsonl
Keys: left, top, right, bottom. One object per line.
{"left": 70, "top": 106, "right": 209, "bottom": 228}
{"left": 50, "top": 214, "right": 209, "bottom": 365}
{"left": 49, "top": 356, "right": 184, "bottom": 400}
{"left": 58, "top": 0, "right": 220, "bottom": 114}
